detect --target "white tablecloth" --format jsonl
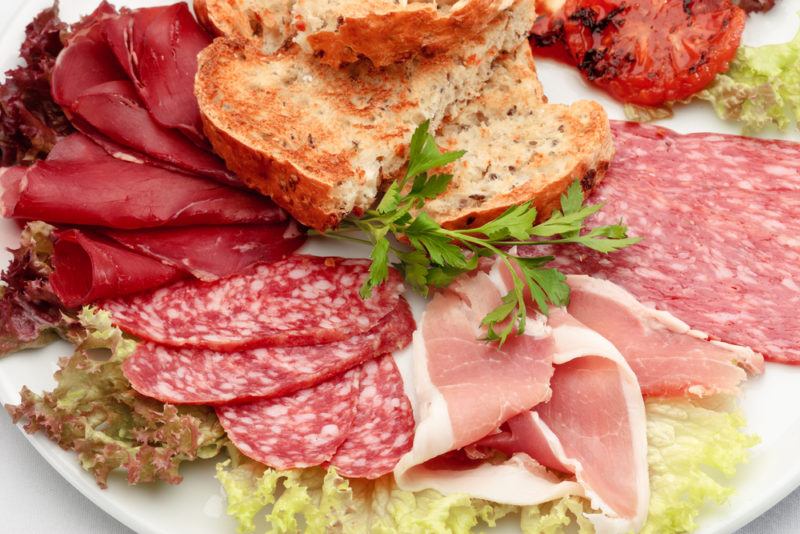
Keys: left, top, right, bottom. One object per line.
{"left": 1, "top": 412, "right": 797, "bottom": 533}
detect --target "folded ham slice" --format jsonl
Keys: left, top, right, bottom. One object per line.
{"left": 566, "top": 275, "right": 764, "bottom": 397}
{"left": 394, "top": 267, "right": 582, "bottom": 505}
{"left": 1, "top": 135, "right": 283, "bottom": 229}
{"left": 50, "top": 229, "right": 184, "bottom": 308}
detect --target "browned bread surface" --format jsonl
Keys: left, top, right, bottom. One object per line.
{"left": 194, "top": 0, "right": 295, "bottom": 53}
{"left": 195, "top": 0, "right": 535, "bottom": 230}
{"left": 427, "top": 44, "right": 614, "bottom": 229}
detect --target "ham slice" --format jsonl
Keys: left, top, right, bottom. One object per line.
{"left": 566, "top": 275, "right": 764, "bottom": 397}
{"left": 489, "top": 310, "right": 649, "bottom": 533}
{"left": 104, "top": 223, "right": 305, "bottom": 281}
{"left": 50, "top": 229, "right": 183, "bottom": 308}
{"left": 394, "top": 266, "right": 581, "bottom": 504}
{"left": 3, "top": 135, "right": 283, "bottom": 229}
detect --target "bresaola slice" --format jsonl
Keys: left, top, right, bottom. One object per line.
{"left": 122, "top": 299, "right": 415, "bottom": 404}
{"left": 566, "top": 275, "right": 764, "bottom": 397}
{"left": 3, "top": 135, "right": 283, "bottom": 229}
{"left": 103, "top": 256, "right": 405, "bottom": 350}
{"left": 329, "top": 355, "right": 415, "bottom": 479}
{"left": 536, "top": 121, "right": 800, "bottom": 363}
{"left": 104, "top": 224, "right": 305, "bottom": 281}
{"left": 50, "top": 229, "right": 183, "bottom": 308}
{"left": 217, "top": 367, "right": 361, "bottom": 469}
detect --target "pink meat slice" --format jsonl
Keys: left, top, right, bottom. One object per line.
{"left": 330, "top": 355, "right": 415, "bottom": 479}
{"left": 422, "top": 271, "right": 556, "bottom": 448}
{"left": 103, "top": 255, "right": 405, "bottom": 350}
{"left": 51, "top": 37, "right": 127, "bottom": 108}
{"left": 104, "top": 223, "right": 305, "bottom": 281}
{"left": 45, "top": 132, "right": 108, "bottom": 162}
{"left": 566, "top": 275, "right": 763, "bottom": 397}
{"left": 217, "top": 368, "right": 360, "bottom": 469}
{"left": 122, "top": 299, "right": 415, "bottom": 404}
{"left": 532, "top": 121, "right": 800, "bottom": 363}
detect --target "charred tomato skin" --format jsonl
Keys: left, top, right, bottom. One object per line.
{"left": 560, "top": 0, "right": 746, "bottom": 106}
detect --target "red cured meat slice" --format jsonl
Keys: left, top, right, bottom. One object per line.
{"left": 0, "top": 166, "right": 25, "bottom": 218}
{"left": 103, "top": 256, "right": 405, "bottom": 350}
{"left": 69, "top": 80, "right": 233, "bottom": 184}
{"left": 7, "top": 137, "right": 283, "bottom": 229}
{"left": 122, "top": 299, "right": 414, "bottom": 404}
{"left": 530, "top": 121, "right": 800, "bottom": 364}
{"left": 330, "top": 355, "right": 415, "bottom": 479}
{"left": 50, "top": 229, "right": 183, "bottom": 308}
{"left": 217, "top": 368, "right": 360, "bottom": 469}
{"left": 45, "top": 133, "right": 108, "bottom": 162}
{"left": 104, "top": 223, "right": 305, "bottom": 281}
{"left": 51, "top": 38, "right": 127, "bottom": 108}
{"left": 132, "top": 4, "right": 211, "bottom": 143}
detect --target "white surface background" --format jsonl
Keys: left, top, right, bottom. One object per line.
{"left": 1, "top": 0, "right": 800, "bottom": 533}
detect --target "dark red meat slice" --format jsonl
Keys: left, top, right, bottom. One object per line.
{"left": 45, "top": 132, "right": 108, "bottom": 162}
{"left": 69, "top": 80, "right": 233, "bottom": 184}
{"left": 217, "top": 368, "right": 360, "bottom": 469}
{"left": 50, "top": 38, "right": 126, "bottom": 108}
{"left": 531, "top": 121, "right": 800, "bottom": 363}
{"left": 6, "top": 135, "right": 283, "bottom": 229}
{"left": 50, "top": 229, "right": 183, "bottom": 308}
{"left": 122, "top": 298, "right": 414, "bottom": 404}
{"left": 330, "top": 355, "right": 415, "bottom": 479}
{"left": 132, "top": 4, "right": 211, "bottom": 143}
{"left": 101, "top": 14, "right": 136, "bottom": 83}
{"left": 104, "top": 223, "right": 305, "bottom": 281}
{"left": 102, "top": 255, "right": 405, "bottom": 350}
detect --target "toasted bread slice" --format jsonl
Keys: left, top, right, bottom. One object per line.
{"left": 194, "top": 0, "right": 295, "bottom": 53}
{"left": 425, "top": 44, "right": 614, "bottom": 228}
{"left": 293, "top": 0, "right": 515, "bottom": 66}
{"left": 195, "top": 0, "right": 535, "bottom": 230}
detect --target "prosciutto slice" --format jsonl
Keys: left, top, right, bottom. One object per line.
{"left": 104, "top": 224, "right": 304, "bottom": 281}
{"left": 486, "top": 310, "right": 649, "bottom": 533}
{"left": 2, "top": 135, "right": 283, "bottom": 229}
{"left": 50, "top": 229, "right": 183, "bottom": 308}
{"left": 567, "top": 275, "right": 764, "bottom": 397}
{"left": 394, "top": 267, "right": 582, "bottom": 504}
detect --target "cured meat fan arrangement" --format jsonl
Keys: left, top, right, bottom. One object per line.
{"left": 0, "top": 0, "right": 798, "bottom": 533}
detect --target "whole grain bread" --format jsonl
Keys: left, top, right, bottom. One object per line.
{"left": 195, "top": 0, "right": 535, "bottom": 230}
{"left": 293, "top": 0, "right": 515, "bottom": 66}
{"left": 194, "top": 0, "right": 295, "bottom": 53}
{"left": 426, "top": 44, "right": 614, "bottom": 228}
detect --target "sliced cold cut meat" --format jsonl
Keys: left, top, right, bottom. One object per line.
{"left": 104, "top": 223, "right": 305, "bottom": 281}
{"left": 103, "top": 255, "right": 405, "bottom": 350}
{"left": 50, "top": 229, "right": 183, "bottom": 308}
{"left": 3, "top": 135, "right": 283, "bottom": 229}
{"left": 217, "top": 367, "right": 360, "bottom": 469}
{"left": 122, "top": 299, "right": 415, "bottom": 404}
{"left": 330, "top": 355, "right": 415, "bottom": 479}
{"left": 531, "top": 120, "right": 800, "bottom": 364}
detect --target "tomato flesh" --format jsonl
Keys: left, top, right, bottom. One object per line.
{"left": 554, "top": 0, "right": 746, "bottom": 106}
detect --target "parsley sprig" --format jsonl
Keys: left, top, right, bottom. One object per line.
{"left": 318, "top": 121, "right": 640, "bottom": 344}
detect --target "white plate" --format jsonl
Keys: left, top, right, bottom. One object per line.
{"left": 1, "top": 1, "right": 799, "bottom": 533}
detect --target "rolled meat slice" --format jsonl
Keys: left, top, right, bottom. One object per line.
{"left": 50, "top": 229, "right": 183, "bottom": 308}
{"left": 103, "top": 255, "right": 405, "bottom": 350}
{"left": 217, "top": 367, "right": 361, "bottom": 469}
{"left": 104, "top": 223, "right": 306, "bottom": 281}
{"left": 122, "top": 299, "right": 415, "bottom": 404}
{"left": 5, "top": 135, "right": 283, "bottom": 229}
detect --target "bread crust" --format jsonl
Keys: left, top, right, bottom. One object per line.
{"left": 301, "top": 0, "right": 513, "bottom": 67}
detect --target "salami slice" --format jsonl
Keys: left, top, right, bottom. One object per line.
{"left": 217, "top": 368, "right": 360, "bottom": 469}
{"left": 122, "top": 298, "right": 415, "bottom": 404}
{"left": 330, "top": 355, "right": 415, "bottom": 479}
{"left": 531, "top": 121, "right": 800, "bottom": 363}
{"left": 103, "top": 255, "right": 405, "bottom": 350}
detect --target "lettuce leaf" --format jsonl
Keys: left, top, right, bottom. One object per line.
{"left": 5, "top": 308, "right": 228, "bottom": 487}
{"left": 698, "top": 26, "right": 800, "bottom": 133}
{"left": 217, "top": 399, "right": 756, "bottom": 533}
{"left": 0, "top": 221, "right": 74, "bottom": 356}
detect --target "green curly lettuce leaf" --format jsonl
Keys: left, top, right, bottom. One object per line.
{"left": 5, "top": 308, "right": 228, "bottom": 487}
{"left": 698, "top": 26, "right": 800, "bottom": 133}
{"left": 217, "top": 399, "right": 757, "bottom": 534}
